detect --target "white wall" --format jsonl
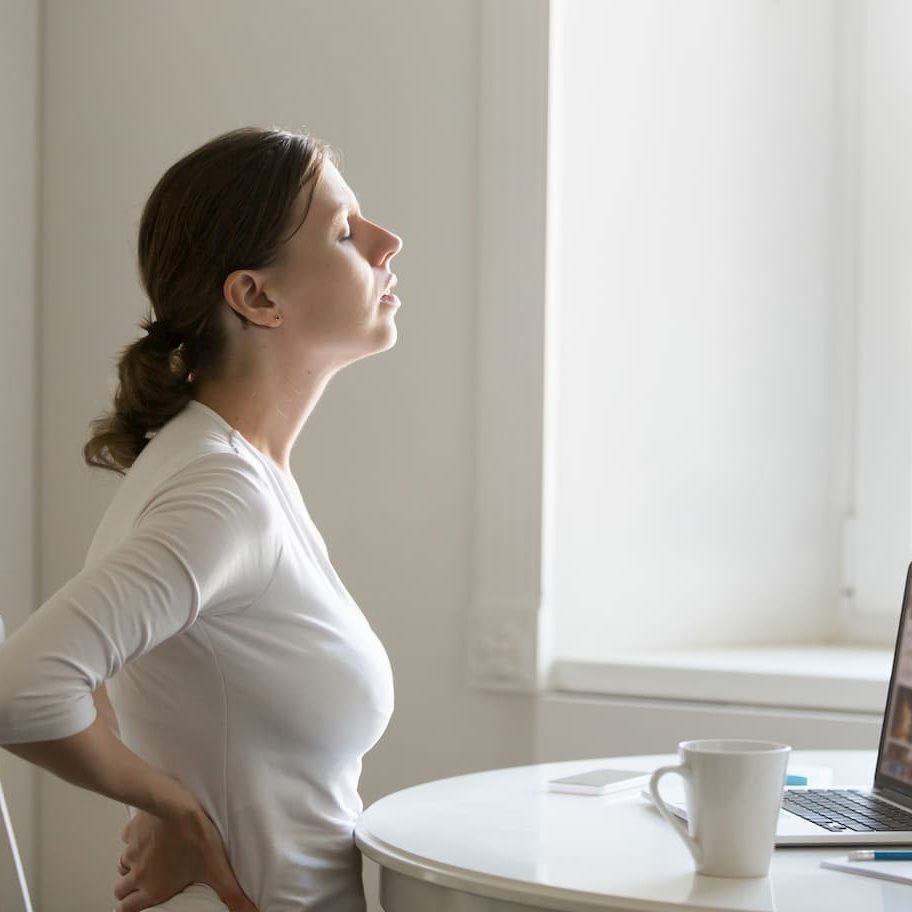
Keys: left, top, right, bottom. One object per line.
{"left": 36, "top": 1, "right": 534, "bottom": 910}
{"left": 0, "top": 0, "right": 41, "bottom": 907}
{"left": 536, "top": 694, "right": 880, "bottom": 763}
{"left": 549, "top": 0, "right": 845, "bottom": 657}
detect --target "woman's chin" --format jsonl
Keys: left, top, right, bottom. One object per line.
{"left": 378, "top": 323, "right": 398, "bottom": 352}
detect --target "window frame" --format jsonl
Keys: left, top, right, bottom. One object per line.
{"left": 468, "top": 0, "right": 553, "bottom": 693}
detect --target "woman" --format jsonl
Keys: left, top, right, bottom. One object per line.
{"left": 0, "top": 126, "right": 402, "bottom": 911}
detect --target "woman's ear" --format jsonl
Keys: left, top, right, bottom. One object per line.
{"left": 222, "top": 269, "right": 280, "bottom": 328}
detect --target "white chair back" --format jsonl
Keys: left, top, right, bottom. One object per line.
{"left": 0, "top": 616, "right": 36, "bottom": 912}
{"left": 0, "top": 780, "right": 34, "bottom": 912}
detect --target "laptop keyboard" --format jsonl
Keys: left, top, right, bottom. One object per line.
{"left": 782, "top": 789, "right": 912, "bottom": 832}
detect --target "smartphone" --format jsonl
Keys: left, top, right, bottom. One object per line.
{"left": 547, "top": 768, "right": 650, "bottom": 795}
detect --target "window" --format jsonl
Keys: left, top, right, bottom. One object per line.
{"left": 551, "top": 0, "right": 850, "bottom": 660}
{"left": 469, "top": 0, "right": 905, "bottom": 696}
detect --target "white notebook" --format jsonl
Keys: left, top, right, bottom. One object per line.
{"left": 821, "top": 856, "right": 912, "bottom": 886}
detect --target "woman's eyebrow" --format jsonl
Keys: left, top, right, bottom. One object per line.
{"left": 330, "top": 199, "right": 362, "bottom": 223}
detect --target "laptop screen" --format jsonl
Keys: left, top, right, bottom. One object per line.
{"left": 875, "top": 563, "right": 912, "bottom": 793}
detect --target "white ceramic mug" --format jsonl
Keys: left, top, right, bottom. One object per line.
{"left": 648, "top": 739, "right": 791, "bottom": 878}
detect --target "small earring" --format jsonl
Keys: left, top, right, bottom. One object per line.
{"left": 274, "top": 313, "right": 281, "bottom": 322}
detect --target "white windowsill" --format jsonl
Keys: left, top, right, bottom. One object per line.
{"left": 548, "top": 645, "right": 894, "bottom": 713}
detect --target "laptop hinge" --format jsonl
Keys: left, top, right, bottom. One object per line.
{"left": 874, "top": 784, "right": 912, "bottom": 813}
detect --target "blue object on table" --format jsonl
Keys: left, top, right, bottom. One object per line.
{"left": 785, "top": 774, "right": 808, "bottom": 786}
{"left": 848, "top": 850, "right": 912, "bottom": 862}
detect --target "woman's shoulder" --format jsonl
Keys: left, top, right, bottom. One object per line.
{"left": 87, "top": 406, "right": 276, "bottom": 565}
{"left": 129, "top": 402, "right": 272, "bottom": 498}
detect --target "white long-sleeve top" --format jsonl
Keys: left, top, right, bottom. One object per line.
{"left": 0, "top": 399, "right": 395, "bottom": 911}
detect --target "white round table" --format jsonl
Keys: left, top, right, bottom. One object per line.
{"left": 355, "top": 750, "right": 911, "bottom": 911}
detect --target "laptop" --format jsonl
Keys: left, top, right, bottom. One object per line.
{"left": 654, "top": 562, "right": 912, "bottom": 846}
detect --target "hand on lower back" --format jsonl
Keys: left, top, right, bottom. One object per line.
{"left": 112, "top": 802, "right": 258, "bottom": 912}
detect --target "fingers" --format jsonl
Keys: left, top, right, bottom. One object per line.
{"left": 114, "top": 887, "right": 145, "bottom": 912}
{"left": 113, "top": 871, "right": 137, "bottom": 901}
{"left": 224, "top": 895, "right": 259, "bottom": 912}
{"left": 208, "top": 865, "right": 258, "bottom": 912}
{"left": 204, "top": 835, "right": 259, "bottom": 912}
{"left": 215, "top": 883, "right": 248, "bottom": 911}
{"left": 216, "top": 880, "right": 259, "bottom": 912}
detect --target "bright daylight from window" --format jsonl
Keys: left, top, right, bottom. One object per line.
{"left": 545, "top": 0, "right": 910, "bottom": 666}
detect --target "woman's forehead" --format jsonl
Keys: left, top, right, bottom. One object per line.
{"left": 314, "top": 162, "right": 358, "bottom": 221}
{"left": 285, "top": 161, "right": 357, "bottom": 241}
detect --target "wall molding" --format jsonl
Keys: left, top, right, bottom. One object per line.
{"left": 468, "top": 0, "right": 555, "bottom": 694}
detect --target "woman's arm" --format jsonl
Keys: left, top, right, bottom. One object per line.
{"left": 93, "top": 682, "right": 121, "bottom": 739}
{"left": 0, "top": 454, "right": 279, "bottom": 752}
{"left": 2, "top": 712, "right": 198, "bottom": 820}
{"left": 5, "top": 714, "right": 259, "bottom": 910}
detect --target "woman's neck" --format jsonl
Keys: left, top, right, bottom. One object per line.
{"left": 191, "top": 369, "right": 334, "bottom": 473}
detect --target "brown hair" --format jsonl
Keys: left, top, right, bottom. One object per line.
{"left": 83, "top": 126, "right": 337, "bottom": 475}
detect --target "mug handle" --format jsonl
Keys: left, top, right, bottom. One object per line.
{"left": 648, "top": 764, "right": 702, "bottom": 866}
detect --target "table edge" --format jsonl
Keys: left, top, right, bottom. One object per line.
{"left": 356, "top": 815, "right": 738, "bottom": 912}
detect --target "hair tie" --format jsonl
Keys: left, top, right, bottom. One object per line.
{"left": 146, "top": 320, "right": 182, "bottom": 349}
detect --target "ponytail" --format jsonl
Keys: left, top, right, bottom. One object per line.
{"left": 83, "top": 318, "right": 193, "bottom": 475}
